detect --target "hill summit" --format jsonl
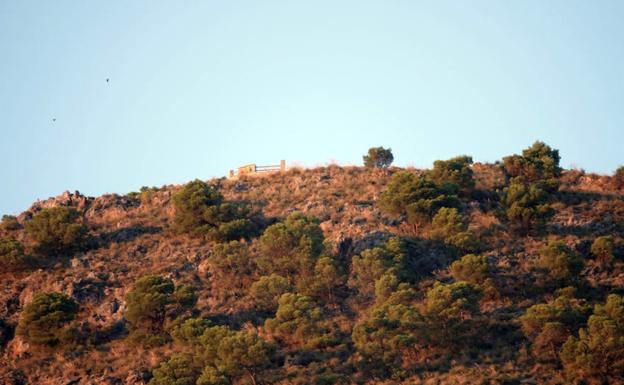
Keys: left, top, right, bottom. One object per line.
{"left": 2, "top": 143, "right": 624, "bottom": 385}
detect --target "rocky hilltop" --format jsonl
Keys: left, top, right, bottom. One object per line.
{"left": 1, "top": 147, "right": 624, "bottom": 384}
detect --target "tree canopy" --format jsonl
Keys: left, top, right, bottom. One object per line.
{"left": 378, "top": 172, "right": 460, "bottom": 228}
{"left": 502, "top": 141, "right": 562, "bottom": 191}
{"left": 0, "top": 236, "right": 35, "bottom": 271}
{"left": 125, "top": 275, "right": 197, "bottom": 346}
{"left": 173, "top": 179, "right": 257, "bottom": 241}
{"left": 560, "top": 294, "right": 624, "bottom": 382}
{"left": 363, "top": 146, "right": 394, "bottom": 169}
{"left": 25, "top": 207, "right": 88, "bottom": 256}
{"left": 428, "top": 155, "right": 475, "bottom": 195}
{"left": 257, "top": 212, "right": 325, "bottom": 288}
{"left": 17, "top": 292, "right": 79, "bottom": 347}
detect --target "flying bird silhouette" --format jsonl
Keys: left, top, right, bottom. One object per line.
{"left": 106, "top": 78, "right": 110, "bottom": 83}
{"left": 52, "top": 118, "right": 56, "bottom": 122}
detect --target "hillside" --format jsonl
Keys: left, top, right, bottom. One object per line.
{"left": 1, "top": 145, "right": 624, "bottom": 385}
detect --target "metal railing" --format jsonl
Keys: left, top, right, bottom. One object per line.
{"left": 229, "top": 160, "right": 286, "bottom": 178}
{"left": 255, "top": 164, "right": 282, "bottom": 172}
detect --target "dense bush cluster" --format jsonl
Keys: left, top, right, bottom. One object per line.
{"left": 249, "top": 274, "right": 292, "bottom": 312}
{"left": 520, "top": 290, "right": 590, "bottom": 361}
{"left": 257, "top": 212, "right": 324, "bottom": 283}
{"left": 428, "top": 155, "right": 475, "bottom": 196}
{"left": 153, "top": 319, "right": 276, "bottom": 385}
{"left": 378, "top": 171, "right": 461, "bottom": 230}
{"left": 500, "top": 180, "right": 554, "bottom": 234}
{"left": 125, "top": 275, "right": 197, "bottom": 346}
{"left": 0, "top": 236, "right": 35, "bottom": 271}
{"left": 1, "top": 214, "right": 21, "bottom": 231}
{"left": 591, "top": 235, "right": 615, "bottom": 265}
{"left": 500, "top": 141, "right": 561, "bottom": 234}
{"left": 206, "top": 240, "right": 255, "bottom": 303}
{"left": 537, "top": 240, "right": 584, "bottom": 282}
{"left": 16, "top": 292, "right": 79, "bottom": 347}
{"left": 560, "top": 294, "right": 624, "bottom": 382}
{"left": 172, "top": 179, "right": 258, "bottom": 241}
{"left": 502, "top": 141, "right": 562, "bottom": 190}
{"left": 25, "top": 207, "right": 88, "bottom": 256}
{"left": 377, "top": 154, "right": 481, "bottom": 255}
{"left": 256, "top": 212, "right": 345, "bottom": 300}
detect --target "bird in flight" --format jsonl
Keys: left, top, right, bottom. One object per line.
{"left": 52, "top": 118, "right": 56, "bottom": 122}
{"left": 106, "top": 78, "right": 110, "bottom": 83}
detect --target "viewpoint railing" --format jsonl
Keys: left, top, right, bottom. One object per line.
{"left": 229, "top": 160, "right": 286, "bottom": 178}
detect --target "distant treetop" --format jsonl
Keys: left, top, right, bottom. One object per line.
{"left": 363, "top": 146, "right": 394, "bottom": 169}
{"left": 501, "top": 141, "right": 562, "bottom": 190}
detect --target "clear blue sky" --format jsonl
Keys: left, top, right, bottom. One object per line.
{"left": 1, "top": 1, "right": 623, "bottom": 215}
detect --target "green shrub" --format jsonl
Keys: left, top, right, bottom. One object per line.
{"left": 208, "top": 241, "right": 253, "bottom": 277}
{"left": 213, "top": 219, "right": 256, "bottom": 242}
{"left": 173, "top": 180, "right": 225, "bottom": 235}
{"left": 520, "top": 293, "right": 589, "bottom": 361}
{"left": 25, "top": 207, "right": 88, "bottom": 256}
{"left": 373, "top": 272, "right": 401, "bottom": 304}
{"left": 349, "top": 237, "right": 415, "bottom": 304}
{"left": 149, "top": 354, "right": 199, "bottom": 385}
{"left": 594, "top": 293, "right": 624, "bottom": 324}
{"left": 213, "top": 330, "right": 275, "bottom": 383}
{"left": 16, "top": 292, "right": 79, "bottom": 347}
{"left": 303, "top": 256, "right": 345, "bottom": 302}
{"left": 172, "top": 179, "right": 256, "bottom": 241}
{"left": 428, "top": 155, "right": 475, "bottom": 195}
{"left": 532, "top": 322, "right": 569, "bottom": 361}
{"left": 207, "top": 241, "right": 254, "bottom": 301}
{"left": 125, "top": 275, "right": 196, "bottom": 346}
{"left": 591, "top": 236, "right": 615, "bottom": 265}
{"left": 378, "top": 172, "right": 460, "bottom": 229}
{"left": 0, "top": 237, "right": 36, "bottom": 271}
{"left": 499, "top": 142, "right": 561, "bottom": 234}
{"left": 560, "top": 294, "right": 624, "bottom": 381}
{"left": 171, "top": 318, "right": 212, "bottom": 346}
{"left": 537, "top": 241, "right": 583, "bottom": 281}
{"left": 174, "top": 284, "right": 199, "bottom": 309}
{"left": 158, "top": 324, "right": 274, "bottom": 385}
{"left": 197, "top": 325, "right": 234, "bottom": 363}
{"left": 1, "top": 215, "right": 21, "bottom": 231}
{"left": 424, "top": 281, "right": 482, "bottom": 346}
{"left": 425, "top": 281, "right": 482, "bottom": 320}
{"left": 502, "top": 141, "right": 561, "bottom": 190}
{"left": 363, "top": 146, "right": 393, "bottom": 169}
{"left": 352, "top": 293, "right": 425, "bottom": 374}
{"left": 446, "top": 231, "right": 480, "bottom": 253}
{"left": 450, "top": 254, "right": 489, "bottom": 285}
{"left": 257, "top": 212, "right": 324, "bottom": 284}
{"left": 196, "top": 367, "right": 230, "bottom": 385}
{"left": 382, "top": 238, "right": 419, "bottom": 281}
{"left": 265, "top": 293, "right": 325, "bottom": 347}
{"left": 430, "top": 208, "right": 480, "bottom": 252}
{"left": 501, "top": 180, "right": 554, "bottom": 234}
{"left": 349, "top": 247, "right": 393, "bottom": 304}
{"left": 125, "top": 275, "right": 174, "bottom": 343}
{"left": 430, "top": 207, "right": 467, "bottom": 239}
{"left": 250, "top": 274, "right": 293, "bottom": 312}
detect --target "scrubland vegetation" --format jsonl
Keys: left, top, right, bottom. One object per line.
{"left": 1, "top": 142, "right": 624, "bottom": 384}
